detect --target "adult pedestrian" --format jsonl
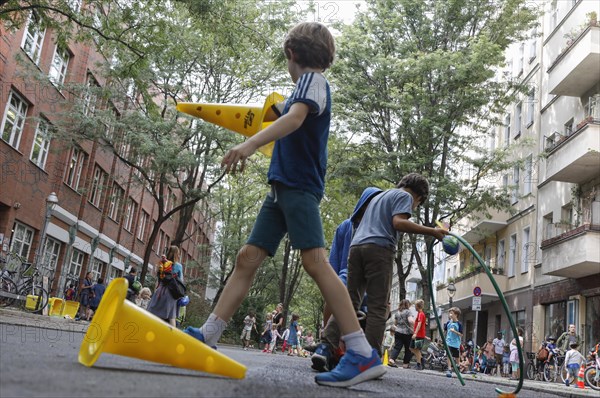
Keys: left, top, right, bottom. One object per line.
{"left": 556, "top": 324, "right": 582, "bottom": 353}
{"left": 147, "top": 246, "right": 183, "bottom": 327}
{"left": 78, "top": 272, "right": 93, "bottom": 321}
{"left": 389, "top": 299, "right": 413, "bottom": 368}
{"left": 492, "top": 331, "right": 506, "bottom": 376}
{"left": 89, "top": 278, "right": 106, "bottom": 318}
{"left": 272, "top": 303, "right": 284, "bottom": 351}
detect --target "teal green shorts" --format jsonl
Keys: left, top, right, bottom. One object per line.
{"left": 247, "top": 183, "right": 325, "bottom": 256}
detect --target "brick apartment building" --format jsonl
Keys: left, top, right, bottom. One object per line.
{"left": 0, "top": 10, "right": 213, "bottom": 298}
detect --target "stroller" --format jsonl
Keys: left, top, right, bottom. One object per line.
{"left": 426, "top": 341, "right": 448, "bottom": 371}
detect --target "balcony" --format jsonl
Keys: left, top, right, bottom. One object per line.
{"left": 436, "top": 267, "right": 508, "bottom": 309}
{"left": 457, "top": 208, "right": 509, "bottom": 244}
{"left": 545, "top": 121, "right": 600, "bottom": 184}
{"left": 541, "top": 223, "right": 600, "bottom": 278}
{"left": 547, "top": 26, "right": 600, "bottom": 97}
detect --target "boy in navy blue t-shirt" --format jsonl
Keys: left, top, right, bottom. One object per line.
{"left": 184, "top": 22, "right": 386, "bottom": 388}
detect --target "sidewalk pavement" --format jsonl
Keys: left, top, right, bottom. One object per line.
{"left": 1, "top": 307, "right": 597, "bottom": 397}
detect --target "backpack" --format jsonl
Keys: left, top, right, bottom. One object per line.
{"left": 159, "top": 260, "right": 174, "bottom": 280}
{"left": 536, "top": 346, "right": 549, "bottom": 361}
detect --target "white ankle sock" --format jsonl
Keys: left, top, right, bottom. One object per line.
{"left": 200, "top": 313, "right": 227, "bottom": 346}
{"left": 342, "top": 330, "right": 372, "bottom": 357}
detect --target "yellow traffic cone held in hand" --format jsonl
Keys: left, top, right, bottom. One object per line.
{"left": 383, "top": 349, "right": 389, "bottom": 366}
{"left": 78, "top": 278, "right": 246, "bottom": 379}
{"left": 176, "top": 92, "right": 285, "bottom": 157}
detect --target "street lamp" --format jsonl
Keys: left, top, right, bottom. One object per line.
{"left": 447, "top": 282, "right": 456, "bottom": 308}
{"left": 35, "top": 192, "right": 59, "bottom": 275}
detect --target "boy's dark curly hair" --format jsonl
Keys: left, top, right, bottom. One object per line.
{"left": 397, "top": 173, "right": 429, "bottom": 204}
{"left": 284, "top": 22, "right": 335, "bottom": 70}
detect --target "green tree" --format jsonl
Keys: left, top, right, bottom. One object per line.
{"left": 330, "top": 0, "right": 538, "bottom": 310}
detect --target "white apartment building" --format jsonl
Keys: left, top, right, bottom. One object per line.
{"left": 436, "top": 0, "right": 599, "bottom": 353}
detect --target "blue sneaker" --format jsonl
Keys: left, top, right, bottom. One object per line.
{"left": 315, "top": 348, "right": 386, "bottom": 387}
{"left": 183, "top": 326, "right": 217, "bottom": 350}
{"left": 311, "top": 343, "right": 332, "bottom": 372}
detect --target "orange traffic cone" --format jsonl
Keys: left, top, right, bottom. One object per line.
{"left": 577, "top": 363, "right": 586, "bottom": 389}
{"left": 176, "top": 92, "right": 285, "bottom": 157}
{"left": 78, "top": 278, "right": 246, "bottom": 379}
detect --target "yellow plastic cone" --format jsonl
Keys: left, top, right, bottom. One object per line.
{"left": 383, "top": 349, "right": 389, "bottom": 366}
{"left": 78, "top": 278, "right": 246, "bottom": 379}
{"left": 176, "top": 92, "right": 285, "bottom": 157}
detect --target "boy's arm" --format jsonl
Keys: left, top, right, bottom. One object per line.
{"left": 221, "top": 102, "right": 310, "bottom": 174}
{"left": 393, "top": 215, "right": 448, "bottom": 241}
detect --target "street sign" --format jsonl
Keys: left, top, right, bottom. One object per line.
{"left": 472, "top": 296, "right": 481, "bottom": 311}
{"left": 473, "top": 286, "right": 482, "bottom": 297}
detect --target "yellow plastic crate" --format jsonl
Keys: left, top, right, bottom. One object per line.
{"left": 25, "top": 295, "right": 41, "bottom": 310}
{"left": 48, "top": 297, "right": 64, "bottom": 317}
{"left": 61, "top": 300, "right": 80, "bottom": 319}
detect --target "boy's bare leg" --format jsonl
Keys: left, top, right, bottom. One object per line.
{"left": 301, "top": 248, "right": 361, "bottom": 335}
{"left": 212, "top": 244, "right": 267, "bottom": 320}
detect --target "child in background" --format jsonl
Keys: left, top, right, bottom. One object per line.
{"left": 502, "top": 345, "right": 511, "bottom": 377}
{"left": 281, "top": 327, "right": 290, "bottom": 353}
{"left": 287, "top": 314, "right": 301, "bottom": 356}
{"left": 564, "top": 342, "right": 585, "bottom": 386}
{"left": 383, "top": 327, "right": 395, "bottom": 355}
{"left": 240, "top": 310, "right": 258, "bottom": 351}
{"left": 268, "top": 324, "right": 282, "bottom": 353}
{"left": 64, "top": 284, "right": 76, "bottom": 301}
{"left": 445, "top": 307, "right": 463, "bottom": 377}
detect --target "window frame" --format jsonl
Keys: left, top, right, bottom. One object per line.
{"left": 10, "top": 222, "right": 35, "bottom": 260}
{"left": 30, "top": 118, "right": 52, "bottom": 169}
{"left": 64, "top": 147, "right": 86, "bottom": 191}
{"left": 48, "top": 45, "right": 70, "bottom": 87}
{"left": 20, "top": 12, "right": 46, "bottom": 64}
{"left": 1, "top": 90, "right": 29, "bottom": 150}
{"left": 88, "top": 165, "right": 107, "bottom": 209}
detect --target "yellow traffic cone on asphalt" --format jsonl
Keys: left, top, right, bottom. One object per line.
{"left": 78, "top": 278, "right": 246, "bottom": 379}
{"left": 176, "top": 92, "right": 285, "bottom": 157}
{"left": 383, "top": 349, "right": 389, "bottom": 366}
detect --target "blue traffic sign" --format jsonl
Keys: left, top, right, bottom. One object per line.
{"left": 473, "top": 286, "right": 482, "bottom": 297}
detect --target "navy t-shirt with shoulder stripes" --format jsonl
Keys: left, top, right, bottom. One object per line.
{"left": 267, "top": 72, "right": 331, "bottom": 199}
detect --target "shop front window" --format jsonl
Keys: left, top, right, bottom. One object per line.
{"left": 545, "top": 302, "right": 566, "bottom": 340}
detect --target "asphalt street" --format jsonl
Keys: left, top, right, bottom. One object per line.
{"left": 0, "top": 309, "right": 596, "bottom": 398}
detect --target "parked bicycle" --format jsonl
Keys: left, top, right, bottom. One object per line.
{"left": 584, "top": 346, "right": 600, "bottom": 391}
{"left": 526, "top": 352, "right": 544, "bottom": 381}
{"left": 0, "top": 257, "right": 49, "bottom": 313}
{"left": 543, "top": 351, "right": 565, "bottom": 382}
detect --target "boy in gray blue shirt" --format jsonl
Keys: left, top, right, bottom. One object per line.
{"left": 315, "top": 174, "right": 447, "bottom": 370}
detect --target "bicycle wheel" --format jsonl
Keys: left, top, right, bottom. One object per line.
{"left": 20, "top": 284, "right": 49, "bottom": 313}
{"left": 560, "top": 363, "right": 572, "bottom": 384}
{"left": 0, "top": 277, "right": 17, "bottom": 307}
{"left": 526, "top": 363, "right": 536, "bottom": 380}
{"left": 585, "top": 366, "right": 599, "bottom": 391}
{"left": 543, "top": 361, "right": 558, "bottom": 382}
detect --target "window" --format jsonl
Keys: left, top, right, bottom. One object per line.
{"left": 123, "top": 198, "right": 138, "bottom": 232}
{"left": 64, "top": 147, "right": 86, "bottom": 191}
{"left": 107, "top": 183, "right": 125, "bottom": 222}
{"left": 68, "top": 0, "right": 82, "bottom": 13}
{"left": 49, "top": 46, "right": 70, "bottom": 86}
{"left": 511, "top": 166, "right": 520, "bottom": 204}
{"left": 527, "top": 90, "right": 535, "bottom": 127}
{"left": 42, "top": 237, "right": 61, "bottom": 275}
{"left": 497, "top": 240, "right": 505, "bottom": 271}
{"left": 529, "top": 28, "right": 537, "bottom": 62}
{"left": 502, "top": 174, "right": 509, "bottom": 192}
{"left": 106, "top": 265, "right": 122, "bottom": 285}
{"left": 165, "top": 187, "right": 176, "bottom": 214}
{"left": 550, "top": 0, "right": 558, "bottom": 31}
{"left": 521, "top": 227, "right": 530, "bottom": 273}
{"left": 30, "top": 119, "right": 51, "bottom": 169}
{"left": 524, "top": 155, "right": 533, "bottom": 195}
{"left": 10, "top": 222, "right": 34, "bottom": 259}
{"left": 515, "top": 103, "right": 522, "bottom": 138}
{"left": 561, "top": 204, "right": 574, "bottom": 227}
{"left": 545, "top": 301, "right": 566, "bottom": 341}
{"left": 518, "top": 43, "right": 524, "bottom": 75}
{"left": 564, "top": 118, "right": 574, "bottom": 135}
{"left": 485, "top": 246, "right": 493, "bottom": 267}
{"left": 83, "top": 75, "right": 99, "bottom": 116}
{"left": 90, "top": 258, "right": 105, "bottom": 282}
{"left": 543, "top": 214, "right": 553, "bottom": 239}
{"left": 88, "top": 166, "right": 107, "bottom": 208}
{"left": 510, "top": 310, "right": 526, "bottom": 343}
{"left": 508, "top": 234, "right": 517, "bottom": 277}
{"left": 66, "top": 249, "right": 85, "bottom": 288}
{"left": 137, "top": 210, "right": 149, "bottom": 241}
{"left": 503, "top": 114, "right": 511, "bottom": 147}
{"left": 21, "top": 12, "right": 46, "bottom": 64}
{"left": 567, "top": 299, "right": 579, "bottom": 331}
{"left": 1, "top": 90, "right": 28, "bottom": 149}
